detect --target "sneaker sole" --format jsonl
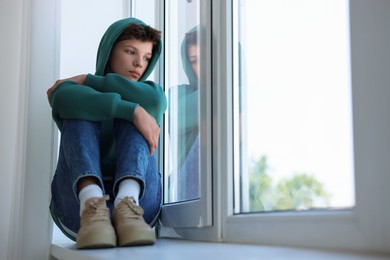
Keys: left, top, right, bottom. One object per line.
{"left": 118, "top": 230, "right": 156, "bottom": 247}
{"left": 77, "top": 232, "right": 117, "bottom": 249}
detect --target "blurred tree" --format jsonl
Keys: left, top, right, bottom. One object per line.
{"left": 275, "top": 173, "right": 330, "bottom": 210}
{"left": 249, "top": 156, "right": 272, "bottom": 211}
{"left": 249, "top": 155, "right": 330, "bottom": 212}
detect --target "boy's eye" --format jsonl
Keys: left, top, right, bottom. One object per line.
{"left": 190, "top": 59, "right": 198, "bottom": 66}
{"left": 126, "top": 50, "right": 135, "bottom": 55}
{"left": 144, "top": 57, "right": 151, "bottom": 62}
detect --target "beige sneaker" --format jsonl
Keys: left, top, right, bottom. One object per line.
{"left": 112, "top": 196, "right": 156, "bottom": 246}
{"left": 76, "top": 195, "right": 117, "bottom": 249}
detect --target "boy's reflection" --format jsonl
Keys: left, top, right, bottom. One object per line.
{"left": 169, "top": 27, "right": 201, "bottom": 201}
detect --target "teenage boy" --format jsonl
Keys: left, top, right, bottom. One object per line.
{"left": 47, "top": 17, "right": 166, "bottom": 249}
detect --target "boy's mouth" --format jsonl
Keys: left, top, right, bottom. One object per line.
{"left": 129, "top": 70, "right": 140, "bottom": 79}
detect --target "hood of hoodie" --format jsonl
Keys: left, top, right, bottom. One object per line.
{"left": 180, "top": 26, "right": 199, "bottom": 90}
{"left": 95, "top": 17, "right": 162, "bottom": 81}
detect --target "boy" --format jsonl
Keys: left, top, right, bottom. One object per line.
{"left": 47, "top": 17, "right": 166, "bottom": 249}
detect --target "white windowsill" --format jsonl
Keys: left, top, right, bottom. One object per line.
{"left": 51, "top": 226, "right": 389, "bottom": 260}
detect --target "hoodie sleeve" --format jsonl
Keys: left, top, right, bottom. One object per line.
{"left": 168, "top": 84, "right": 199, "bottom": 132}
{"left": 50, "top": 81, "right": 138, "bottom": 130}
{"left": 85, "top": 73, "right": 167, "bottom": 124}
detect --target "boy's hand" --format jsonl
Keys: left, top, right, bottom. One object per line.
{"left": 47, "top": 74, "right": 87, "bottom": 105}
{"left": 133, "top": 106, "right": 160, "bottom": 155}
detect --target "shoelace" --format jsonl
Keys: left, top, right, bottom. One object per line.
{"left": 83, "top": 195, "right": 111, "bottom": 223}
{"left": 116, "top": 197, "right": 144, "bottom": 219}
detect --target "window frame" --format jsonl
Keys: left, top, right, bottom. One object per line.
{"left": 223, "top": 0, "right": 390, "bottom": 252}
{"left": 160, "top": 0, "right": 390, "bottom": 253}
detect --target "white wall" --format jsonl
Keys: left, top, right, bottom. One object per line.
{"left": 0, "top": 0, "right": 25, "bottom": 259}
{"left": 21, "top": 0, "right": 60, "bottom": 258}
{"left": 60, "top": 0, "right": 130, "bottom": 78}
{"left": 0, "top": 0, "right": 59, "bottom": 259}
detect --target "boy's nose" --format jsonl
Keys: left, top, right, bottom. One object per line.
{"left": 134, "top": 59, "right": 142, "bottom": 68}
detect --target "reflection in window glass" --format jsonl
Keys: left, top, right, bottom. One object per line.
{"left": 235, "top": 0, "right": 355, "bottom": 213}
{"left": 164, "top": 0, "right": 201, "bottom": 203}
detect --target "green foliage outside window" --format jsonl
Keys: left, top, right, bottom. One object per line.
{"left": 249, "top": 156, "right": 330, "bottom": 212}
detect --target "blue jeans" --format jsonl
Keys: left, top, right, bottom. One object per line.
{"left": 178, "top": 135, "right": 200, "bottom": 200}
{"left": 50, "top": 119, "right": 162, "bottom": 240}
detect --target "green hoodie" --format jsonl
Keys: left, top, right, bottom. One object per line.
{"left": 50, "top": 17, "right": 167, "bottom": 173}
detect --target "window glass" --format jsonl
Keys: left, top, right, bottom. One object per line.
{"left": 235, "top": 0, "right": 355, "bottom": 213}
{"left": 164, "top": 0, "right": 202, "bottom": 203}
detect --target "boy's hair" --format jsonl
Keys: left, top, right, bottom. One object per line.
{"left": 185, "top": 30, "right": 198, "bottom": 49}
{"left": 115, "top": 23, "right": 161, "bottom": 52}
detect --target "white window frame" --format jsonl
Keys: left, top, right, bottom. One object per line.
{"left": 160, "top": 0, "right": 390, "bottom": 253}
{"left": 225, "top": 0, "right": 390, "bottom": 252}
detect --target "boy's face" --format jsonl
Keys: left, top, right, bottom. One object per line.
{"left": 187, "top": 44, "right": 199, "bottom": 79}
{"left": 109, "top": 39, "right": 153, "bottom": 81}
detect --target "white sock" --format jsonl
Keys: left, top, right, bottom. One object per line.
{"left": 114, "top": 178, "right": 141, "bottom": 207}
{"left": 78, "top": 184, "right": 103, "bottom": 216}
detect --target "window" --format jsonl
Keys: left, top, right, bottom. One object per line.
{"left": 164, "top": 0, "right": 202, "bottom": 203}
{"left": 160, "top": 0, "right": 213, "bottom": 229}
{"left": 235, "top": 0, "right": 355, "bottom": 214}
{"left": 35, "top": 0, "right": 390, "bottom": 254}
{"left": 160, "top": 0, "right": 390, "bottom": 253}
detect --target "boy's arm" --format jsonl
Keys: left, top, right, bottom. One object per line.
{"left": 48, "top": 76, "right": 163, "bottom": 155}
{"left": 85, "top": 73, "right": 166, "bottom": 114}
{"left": 47, "top": 74, "right": 87, "bottom": 104}
{"left": 48, "top": 73, "right": 166, "bottom": 116}
{"left": 49, "top": 80, "right": 138, "bottom": 130}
